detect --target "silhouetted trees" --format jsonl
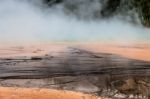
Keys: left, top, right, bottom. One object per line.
{"left": 134, "top": 0, "right": 150, "bottom": 26}
{"left": 43, "top": 0, "right": 150, "bottom": 27}
{"left": 101, "top": 0, "right": 121, "bottom": 17}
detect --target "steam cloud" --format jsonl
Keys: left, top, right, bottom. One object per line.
{"left": 0, "top": 0, "right": 150, "bottom": 44}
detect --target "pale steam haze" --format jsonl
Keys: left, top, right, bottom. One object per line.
{"left": 0, "top": 0, "right": 150, "bottom": 44}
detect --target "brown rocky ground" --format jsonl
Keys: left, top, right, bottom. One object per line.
{"left": 0, "top": 43, "right": 149, "bottom": 99}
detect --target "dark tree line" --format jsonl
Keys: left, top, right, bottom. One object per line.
{"left": 134, "top": 0, "right": 150, "bottom": 26}
{"left": 43, "top": 0, "right": 150, "bottom": 27}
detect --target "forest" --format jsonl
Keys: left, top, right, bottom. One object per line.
{"left": 43, "top": 0, "right": 150, "bottom": 27}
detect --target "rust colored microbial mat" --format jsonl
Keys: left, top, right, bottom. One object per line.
{"left": 0, "top": 87, "right": 104, "bottom": 99}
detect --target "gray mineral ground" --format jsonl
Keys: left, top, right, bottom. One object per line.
{"left": 0, "top": 47, "right": 149, "bottom": 98}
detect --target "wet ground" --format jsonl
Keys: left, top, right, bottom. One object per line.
{"left": 0, "top": 47, "right": 149, "bottom": 98}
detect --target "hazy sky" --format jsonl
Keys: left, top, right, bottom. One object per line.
{"left": 0, "top": 0, "right": 150, "bottom": 44}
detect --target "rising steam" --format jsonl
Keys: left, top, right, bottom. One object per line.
{"left": 0, "top": 0, "right": 150, "bottom": 44}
